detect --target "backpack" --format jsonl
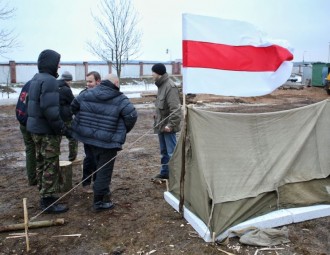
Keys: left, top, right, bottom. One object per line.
{"left": 15, "top": 80, "right": 31, "bottom": 126}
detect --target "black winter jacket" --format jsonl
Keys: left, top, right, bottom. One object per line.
{"left": 58, "top": 79, "right": 74, "bottom": 122}
{"left": 27, "top": 49, "right": 66, "bottom": 135}
{"left": 71, "top": 80, "right": 137, "bottom": 150}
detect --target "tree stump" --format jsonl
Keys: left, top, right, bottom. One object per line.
{"left": 71, "top": 158, "right": 83, "bottom": 172}
{"left": 58, "top": 161, "right": 72, "bottom": 193}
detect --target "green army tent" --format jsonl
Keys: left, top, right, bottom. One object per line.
{"left": 165, "top": 99, "right": 330, "bottom": 242}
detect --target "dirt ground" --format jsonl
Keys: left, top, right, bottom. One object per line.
{"left": 0, "top": 85, "right": 329, "bottom": 255}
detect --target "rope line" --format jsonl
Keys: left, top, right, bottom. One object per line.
{"left": 30, "top": 105, "right": 182, "bottom": 221}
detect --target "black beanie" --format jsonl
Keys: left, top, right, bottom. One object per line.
{"left": 152, "top": 63, "right": 166, "bottom": 75}
{"left": 61, "top": 71, "right": 73, "bottom": 81}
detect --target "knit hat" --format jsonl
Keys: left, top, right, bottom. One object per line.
{"left": 151, "top": 63, "right": 166, "bottom": 75}
{"left": 61, "top": 71, "right": 73, "bottom": 81}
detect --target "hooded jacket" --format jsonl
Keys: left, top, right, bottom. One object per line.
{"left": 26, "top": 49, "right": 65, "bottom": 135}
{"left": 154, "top": 73, "right": 181, "bottom": 133}
{"left": 58, "top": 79, "right": 74, "bottom": 122}
{"left": 71, "top": 79, "right": 137, "bottom": 150}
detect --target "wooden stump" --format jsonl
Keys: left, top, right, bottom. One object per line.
{"left": 71, "top": 158, "right": 83, "bottom": 172}
{"left": 70, "top": 158, "right": 83, "bottom": 183}
{"left": 58, "top": 161, "right": 72, "bottom": 193}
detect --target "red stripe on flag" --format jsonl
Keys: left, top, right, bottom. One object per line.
{"left": 183, "top": 40, "right": 293, "bottom": 71}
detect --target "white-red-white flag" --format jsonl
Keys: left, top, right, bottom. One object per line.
{"left": 182, "top": 13, "right": 294, "bottom": 97}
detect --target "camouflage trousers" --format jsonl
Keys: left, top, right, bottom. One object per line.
{"left": 31, "top": 134, "right": 61, "bottom": 197}
{"left": 19, "top": 125, "right": 37, "bottom": 185}
{"left": 63, "top": 120, "right": 78, "bottom": 161}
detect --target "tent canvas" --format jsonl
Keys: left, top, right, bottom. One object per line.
{"left": 166, "top": 99, "right": 330, "bottom": 241}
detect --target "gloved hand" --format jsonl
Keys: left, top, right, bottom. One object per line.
{"left": 62, "top": 126, "right": 73, "bottom": 139}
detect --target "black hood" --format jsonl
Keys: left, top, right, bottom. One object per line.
{"left": 37, "top": 49, "right": 61, "bottom": 78}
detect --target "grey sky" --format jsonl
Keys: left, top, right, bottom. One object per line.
{"left": 1, "top": 0, "right": 329, "bottom": 63}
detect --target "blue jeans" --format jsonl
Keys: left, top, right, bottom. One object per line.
{"left": 158, "top": 132, "right": 177, "bottom": 176}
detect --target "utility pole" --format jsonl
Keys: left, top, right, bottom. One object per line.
{"left": 166, "top": 48, "right": 172, "bottom": 61}
{"left": 303, "top": 51, "right": 307, "bottom": 65}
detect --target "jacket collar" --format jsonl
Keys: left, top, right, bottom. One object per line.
{"left": 58, "top": 79, "right": 69, "bottom": 88}
{"left": 155, "top": 73, "right": 169, "bottom": 88}
{"left": 101, "top": 79, "right": 119, "bottom": 91}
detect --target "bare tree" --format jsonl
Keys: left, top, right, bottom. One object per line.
{"left": 87, "top": 0, "right": 142, "bottom": 79}
{"left": 0, "top": 0, "right": 19, "bottom": 57}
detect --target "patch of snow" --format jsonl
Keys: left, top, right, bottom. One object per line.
{"left": 0, "top": 84, "right": 157, "bottom": 105}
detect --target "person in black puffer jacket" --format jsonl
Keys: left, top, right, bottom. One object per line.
{"left": 71, "top": 73, "right": 137, "bottom": 212}
{"left": 58, "top": 71, "right": 78, "bottom": 161}
{"left": 27, "top": 49, "right": 70, "bottom": 214}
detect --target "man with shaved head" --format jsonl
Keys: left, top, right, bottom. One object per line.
{"left": 103, "top": 73, "right": 119, "bottom": 87}
{"left": 71, "top": 73, "right": 137, "bottom": 211}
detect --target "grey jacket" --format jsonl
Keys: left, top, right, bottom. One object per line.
{"left": 154, "top": 73, "right": 181, "bottom": 133}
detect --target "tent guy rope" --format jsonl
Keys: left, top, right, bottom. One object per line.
{"left": 30, "top": 105, "right": 183, "bottom": 221}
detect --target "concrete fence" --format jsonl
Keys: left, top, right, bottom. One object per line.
{"left": 0, "top": 60, "right": 182, "bottom": 83}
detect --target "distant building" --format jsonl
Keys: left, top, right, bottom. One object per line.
{"left": 0, "top": 60, "right": 182, "bottom": 83}
{"left": 2, "top": 59, "right": 327, "bottom": 85}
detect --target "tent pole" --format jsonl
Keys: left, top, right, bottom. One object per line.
{"left": 179, "top": 93, "right": 187, "bottom": 214}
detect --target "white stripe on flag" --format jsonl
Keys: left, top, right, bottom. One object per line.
{"left": 183, "top": 13, "right": 269, "bottom": 47}
{"left": 183, "top": 61, "right": 293, "bottom": 97}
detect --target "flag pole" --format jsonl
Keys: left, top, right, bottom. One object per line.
{"left": 179, "top": 13, "right": 187, "bottom": 215}
{"left": 179, "top": 83, "right": 187, "bottom": 214}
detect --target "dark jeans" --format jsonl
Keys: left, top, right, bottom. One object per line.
{"left": 90, "top": 145, "right": 117, "bottom": 196}
{"left": 82, "top": 144, "right": 97, "bottom": 186}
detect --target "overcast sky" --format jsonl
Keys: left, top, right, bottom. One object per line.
{"left": 0, "top": 0, "right": 329, "bottom": 63}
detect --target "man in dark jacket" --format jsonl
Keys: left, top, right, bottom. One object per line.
{"left": 71, "top": 73, "right": 137, "bottom": 211}
{"left": 27, "top": 49, "right": 69, "bottom": 214}
{"left": 81, "top": 71, "right": 101, "bottom": 194}
{"left": 58, "top": 71, "right": 78, "bottom": 161}
{"left": 15, "top": 80, "right": 37, "bottom": 186}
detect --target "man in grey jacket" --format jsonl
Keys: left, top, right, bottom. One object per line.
{"left": 71, "top": 73, "right": 137, "bottom": 211}
{"left": 151, "top": 63, "right": 181, "bottom": 180}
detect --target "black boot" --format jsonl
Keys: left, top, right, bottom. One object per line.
{"left": 40, "top": 196, "right": 69, "bottom": 214}
{"left": 93, "top": 194, "right": 114, "bottom": 212}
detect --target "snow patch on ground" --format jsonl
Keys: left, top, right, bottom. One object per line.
{"left": 0, "top": 84, "right": 158, "bottom": 105}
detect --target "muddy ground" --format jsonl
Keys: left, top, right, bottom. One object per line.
{"left": 0, "top": 85, "right": 329, "bottom": 255}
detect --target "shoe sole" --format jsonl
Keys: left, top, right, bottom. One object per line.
{"left": 151, "top": 177, "right": 168, "bottom": 181}
{"left": 93, "top": 204, "right": 115, "bottom": 212}
{"left": 43, "top": 208, "right": 69, "bottom": 214}
{"left": 82, "top": 186, "right": 93, "bottom": 194}
{"left": 82, "top": 190, "right": 93, "bottom": 194}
